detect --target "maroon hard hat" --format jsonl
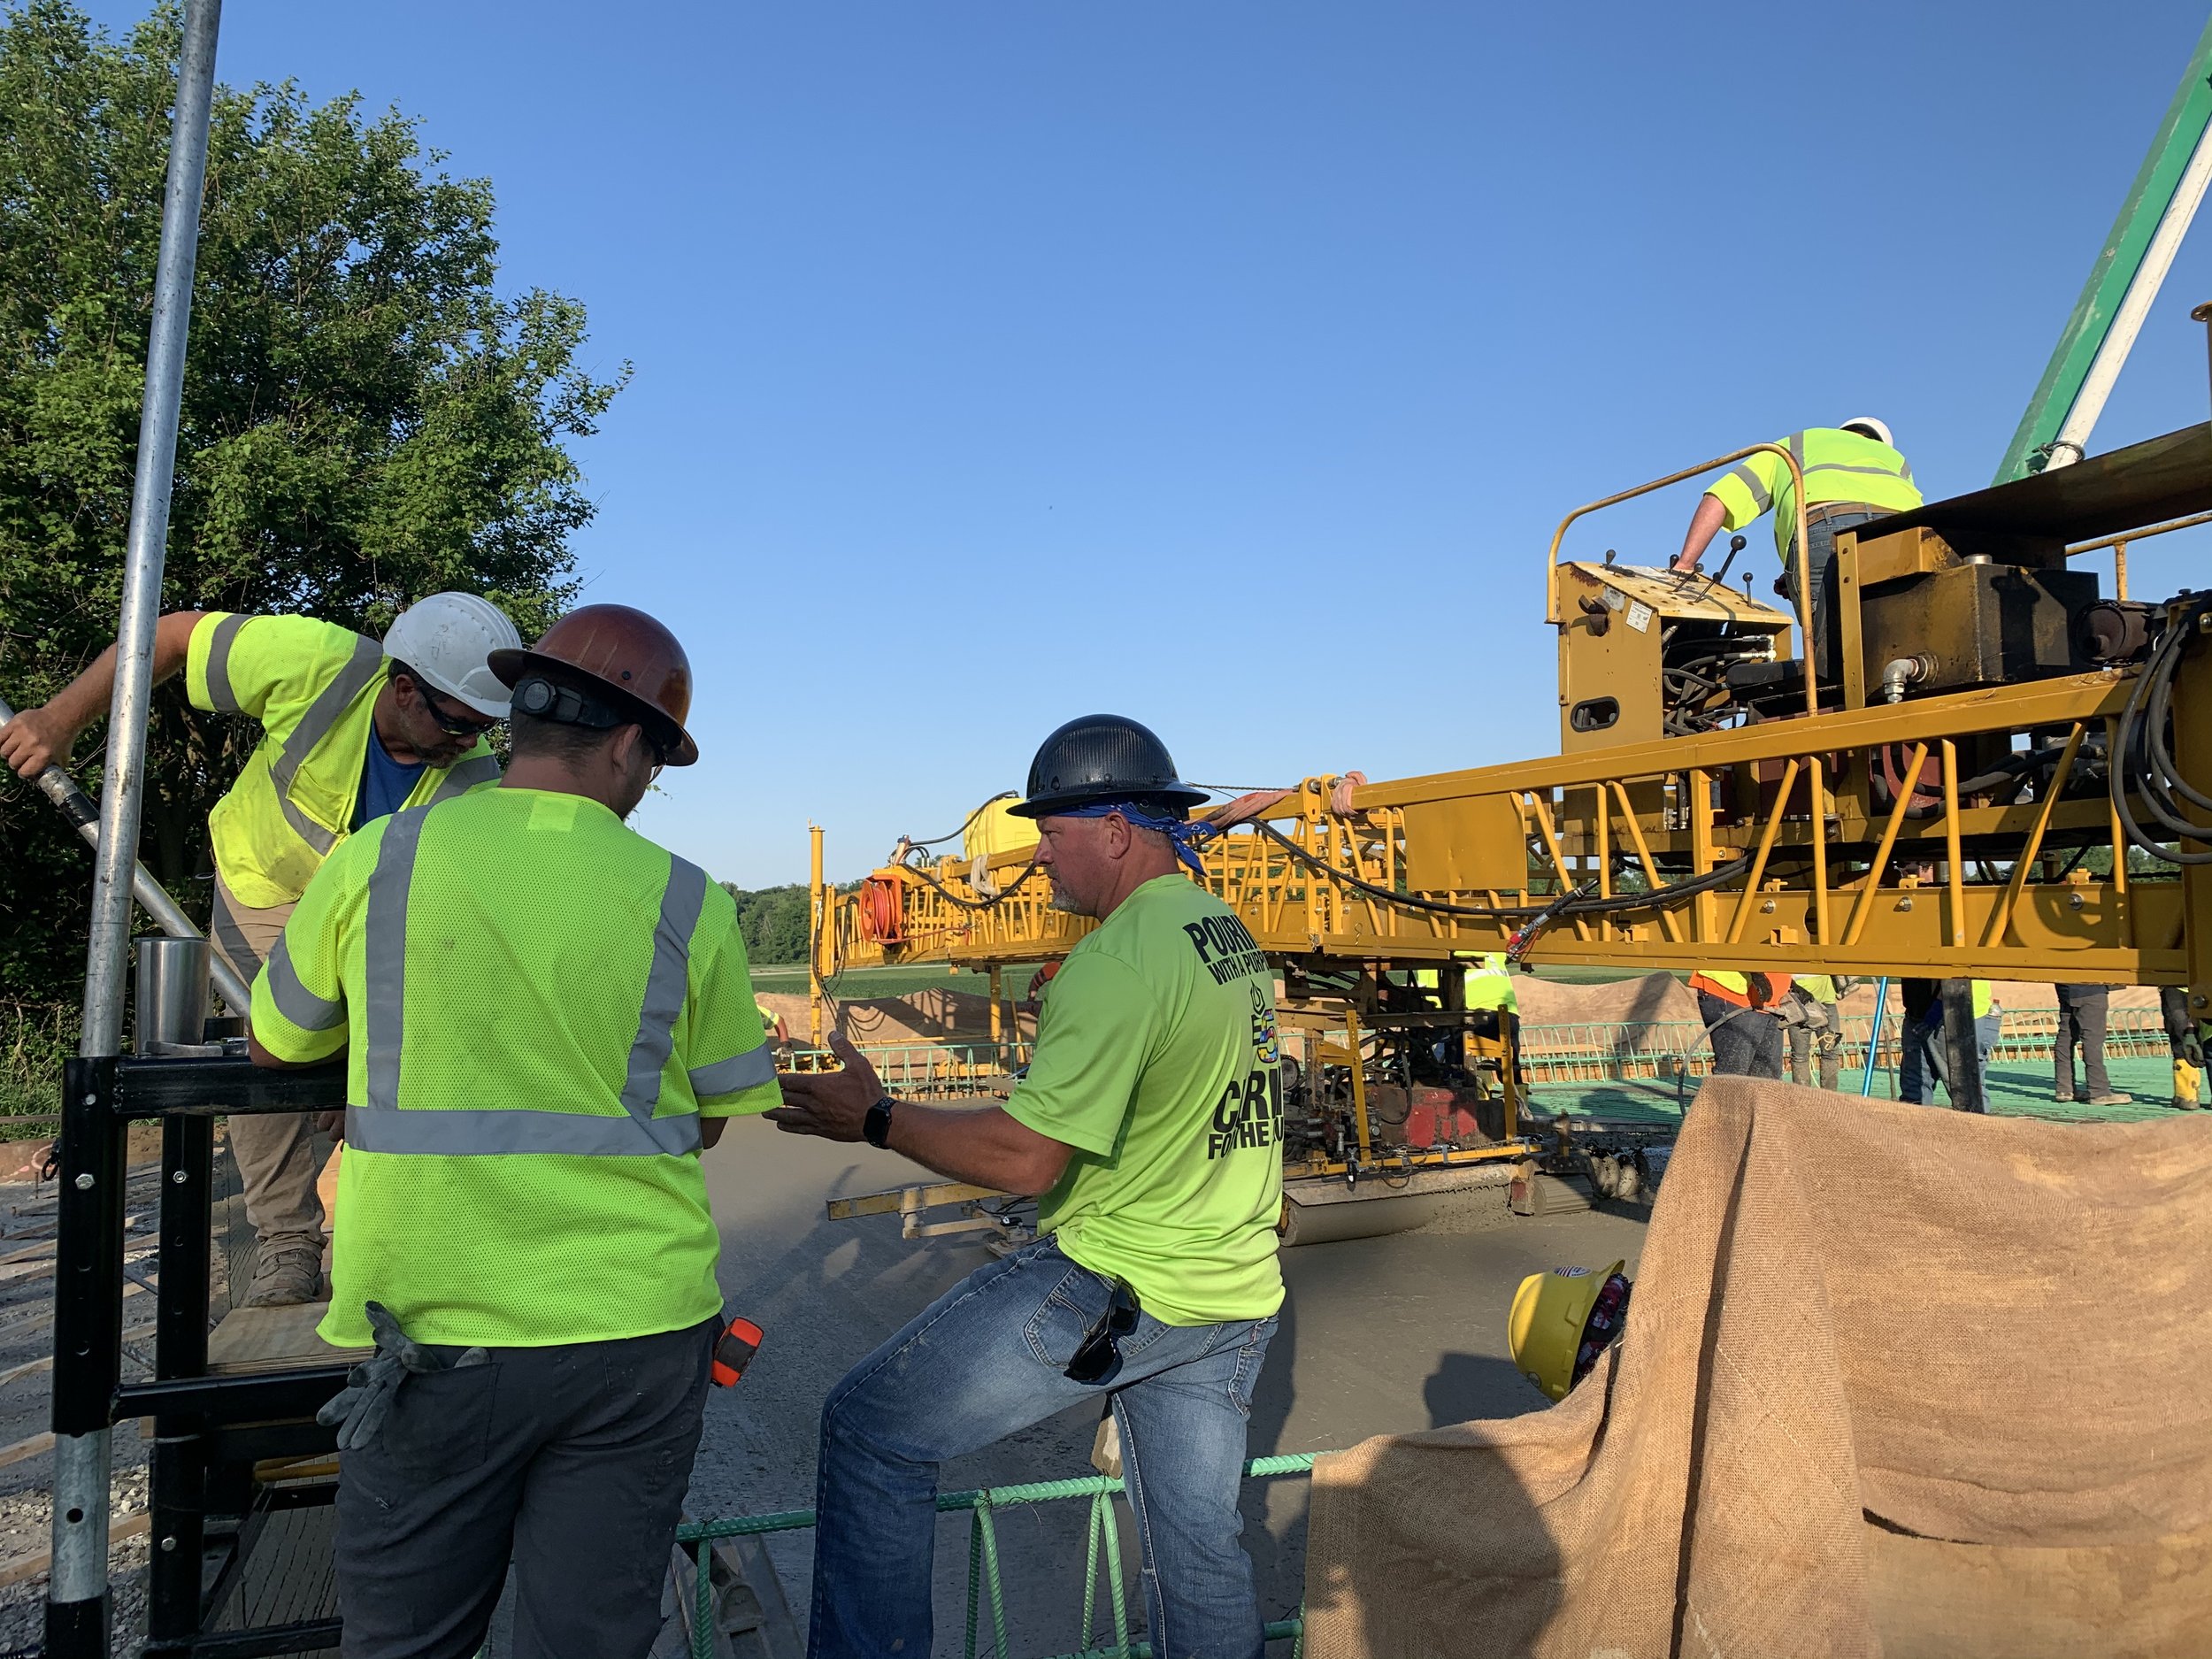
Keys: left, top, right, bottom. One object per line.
{"left": 488, "top": 603, "right": 700, "bottom": 766}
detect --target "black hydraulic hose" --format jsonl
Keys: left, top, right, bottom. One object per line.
{"left": 2112, "top": 591, "right": 2212, "bottom": 865}
{"left": 899, "top": 851, "right": 1044, "bottom": 912}
{"left": 900, "top": 792, "right": 1020, "bottom": 851}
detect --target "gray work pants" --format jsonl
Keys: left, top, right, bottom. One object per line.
{"left": 1786, "top": 1002, "right": 1841, "bottom": 1091}
{"left": 1782, "top": 507, "right": 1883, "bottom": 688}
{"left": 2055, "top": 984, "right": 2114, "bottom": 1100}
{"left": 208, "top": 875, "right": 327, "bottom": 1240}
{"left": 1699, "top": 991, "right": 1784, "bottom": 1079}
{"left": 335, "top": 1317, "right": 718, "bottom": 1659}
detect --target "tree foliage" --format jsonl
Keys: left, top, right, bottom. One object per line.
{"left": 0, "top": 1, "right": 625, "bottom": 999}
{"left": 721, "top": 885, "right": 811, "bottom": 966}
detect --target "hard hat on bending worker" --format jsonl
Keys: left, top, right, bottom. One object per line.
{"left": 1509, "top": 1259, "right": 1632, "bottom": 1402}
{"left": 0, "top": 588, "right": 520, "bottom": 1311}
{"left": 1668, "top": 419, "right": 1924, "bottom": 688}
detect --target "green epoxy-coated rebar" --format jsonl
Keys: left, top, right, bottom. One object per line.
{"left": 673, "top": 1454, "right": 1325, "bottom": 1655}
{"left": 674, "top": 1454, "right": 1322, "bottom": 1542}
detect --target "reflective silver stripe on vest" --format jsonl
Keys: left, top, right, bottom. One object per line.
{"left": 346, "top": 1103, "right": 700, "bottom": 1157}
{"left": 623, "top": 856, "right": 708, "bottom": 1118}
{"left": 277, "top": 790, "right": 340, "bottom": 856}
{"left": 1721, "top": 461, "right": 1771, "bottom": 513}
{"left": 1801, "top": 460, "right": 1912, "bottom": 486}
{"left": 265, "top": 934, "right": 344, "bottom": 1032}
{"left": 204, "top": 614, "right": 250, "bottom": 712}
{"left": 209, "top": 880, "right": 267, "bottom": 985}
{"left": 269, "top": 632, "right": 384, "bottom": 801}
{"left": 352, "top": 818, "right": 704, "bottom": 1156}
{"left": 687, "top": 1044, "right": 778, "bottom": 1098}
{"left": 427, "top": 751, "right": 501, "bottom": 803}
{"left": 364, "top": 806, "right": 429, "bottom": 1112}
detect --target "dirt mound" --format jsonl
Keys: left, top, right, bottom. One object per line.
{"left": 757, "top": 987, "right": 1033, "bottom": 1048}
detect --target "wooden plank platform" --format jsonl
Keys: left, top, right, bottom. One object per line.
{"left": 207, "top": 1303, "right": 366, "bottom": 1374}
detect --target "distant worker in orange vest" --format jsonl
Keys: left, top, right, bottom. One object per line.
{"left": 1688, "top": 970, "right": 1792, "bottom": 1079}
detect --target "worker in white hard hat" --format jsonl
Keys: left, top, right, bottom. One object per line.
{"left": 1669, "top": 419, "right": 1924, "bottom": 687}
{"left": 2, "top": 593, "right": 520, "bottom": 1306}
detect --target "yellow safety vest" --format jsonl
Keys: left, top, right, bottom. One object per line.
{"left": 250, "top": 787, "right": 783, "bottom": 1349}
{"left": 1706, "top": 428, "right": 1924, "bottom": 557}
{"left": 1455, "top": 952, "right": 1519, "bottom": 1014}
{"left": 187, "top": 612, "right": 500, "bottom": 909}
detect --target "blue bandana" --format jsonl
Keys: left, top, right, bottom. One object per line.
{"left": 1058, "top": 799, "right": 1218, "bottom": 876}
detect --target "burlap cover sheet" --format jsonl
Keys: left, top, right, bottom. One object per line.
{"left": 1303, "top": 1078, "right": 2212, "bottom": 1658}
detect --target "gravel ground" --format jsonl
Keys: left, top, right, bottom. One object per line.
{"left": 0, "top": 1157, "right": 218, "bottom": 1659}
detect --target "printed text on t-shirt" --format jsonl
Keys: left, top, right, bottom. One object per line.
{"left": 1182, "top": 914, "right": 1267, "bottom": 985}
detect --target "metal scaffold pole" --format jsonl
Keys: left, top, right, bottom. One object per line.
{"left": 48, "top": 1, "right": 223, "bottom": 1651}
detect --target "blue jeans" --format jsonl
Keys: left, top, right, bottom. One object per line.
{"left": 810, "top": 1237, "right": 1279, "bottom": 1659}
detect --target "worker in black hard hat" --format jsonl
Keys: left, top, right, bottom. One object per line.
{"left": 773, "top": 714, "right": 1285, "bottom": 1659}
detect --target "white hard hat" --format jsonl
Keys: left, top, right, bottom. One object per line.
{"left": 383, "top": 593, "right": 523, "bottom": 718}
{"left": 1839, "top": 416, "right": 1894, "bottom": 447}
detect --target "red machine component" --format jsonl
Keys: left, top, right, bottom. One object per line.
{"left": 857, "top": 874, "right": 907, "bottom": 944}
{"left": 1402, "top": 1087, "right": 1482, "bottom": 1149}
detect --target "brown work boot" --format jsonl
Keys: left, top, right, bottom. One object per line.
{"left": 2085, "top": 1092, "right": 2132, "bottom": 1108}
{"left": 241, "top": 1233, "right": 327, "bottom": 1308}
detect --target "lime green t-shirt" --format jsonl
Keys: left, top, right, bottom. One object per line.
{"left": 1004, "top": 875, "right": 1284, "bottom": 1326}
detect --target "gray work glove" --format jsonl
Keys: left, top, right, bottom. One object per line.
{"left": 316, "top": 1299, "right": 488, "bottom": 1453}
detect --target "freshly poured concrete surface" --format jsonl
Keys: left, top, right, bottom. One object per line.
{"left": 691, "top": 1116, "right": 1650, "bottom": 1655}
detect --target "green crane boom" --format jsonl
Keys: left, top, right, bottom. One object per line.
{"left": 1995, "top": 14, "right": 2212, "bottom": 483}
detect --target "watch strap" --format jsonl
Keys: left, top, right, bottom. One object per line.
{"left": 863, "top": 1096, "right": 896, "bottom": 1149}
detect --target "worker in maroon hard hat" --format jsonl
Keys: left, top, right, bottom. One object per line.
{"left": 250, "top": 603, "right": 781, "bottom": 1659}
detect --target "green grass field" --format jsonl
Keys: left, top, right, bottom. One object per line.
{"left": 749, "top": 962, "right": 1045, "bottom": 1001}
{"left": 749, "top": 961, "right": 1657, "bottom": 998}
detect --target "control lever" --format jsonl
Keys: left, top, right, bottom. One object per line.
{"left": 1711, "top": 534, "right": 1748, "bottom": 588}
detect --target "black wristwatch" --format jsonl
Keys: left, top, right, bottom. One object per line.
{"left": 863, "top": 1095, "right": 897, "bottom": 1150}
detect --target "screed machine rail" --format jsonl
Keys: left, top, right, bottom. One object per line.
{"left": 808, "top": 422, "right": 2212, "bottom": 1243}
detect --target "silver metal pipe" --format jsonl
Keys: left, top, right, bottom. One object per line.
{"left": 52, "top": 0, "right": 223, "bottom": 1632}
{"left": 134, "top": 936, "right": 211, "bottom": 1052}
{"left": 1, "top": 695, "right": 251, "bottom": 1013}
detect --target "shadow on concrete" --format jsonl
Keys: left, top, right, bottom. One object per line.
{"left": 1238, "top": 1287, "right": 1300, "bottom": 1630}
{"left": 1423, "top": 1351, "right": 1545, "bottom": 1429}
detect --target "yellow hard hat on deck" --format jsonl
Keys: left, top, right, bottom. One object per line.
{"left": 1509, "top": 1259, "right": 1629, "bottom": 1402}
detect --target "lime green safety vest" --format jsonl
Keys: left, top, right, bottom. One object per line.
{"left": 188, "top": 612, "right": 501, "bottom": 909}
{"left": 250, "top": 787, "right": 784, "bottom": 1349}
{"left": 1705, "top": 428, "right": 1924, "bottom": 557}
{"left": 1457, "top": 952, "right": 1519, "bottom": 1014}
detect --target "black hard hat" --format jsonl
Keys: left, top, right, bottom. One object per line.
{"left": 1010, "top": 714, "right": 1210, "bottom": 819}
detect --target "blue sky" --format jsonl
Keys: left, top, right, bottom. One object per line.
{"left": 84, "top": 1, "right": 2212, "bottom": 887}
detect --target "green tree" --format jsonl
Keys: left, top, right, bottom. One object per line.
{"left": 0, "top": 1, "right": 625, "bottom": 1000}
{"left": 722, "top": 885, "right": 811, "bottom": 965}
